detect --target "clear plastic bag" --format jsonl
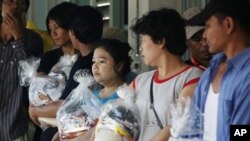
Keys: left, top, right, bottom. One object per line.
{"left": 57, "top": 69, "right": 101, "bottom": 139}
{"left": 95, "top": 86, "right": 140, "bottom": 141}
{"left": 169, "top": 97, "right": 203, "bottom": 141}
{"left": 50, "top": 54, "right": 77, "bottom": 80}
{"left": 19, "top": 55, "right": 76, "bottom": 106}
{"left": 28, "top": 75, "right": 65, "bottom": 106}
{"left": 19, "top": 57, "right": 40, "bottom": 86}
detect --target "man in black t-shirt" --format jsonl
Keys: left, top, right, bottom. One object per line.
{"left": 28, "top": 5, "right": 103, "bottom": 141}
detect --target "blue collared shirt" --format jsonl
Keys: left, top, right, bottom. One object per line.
{"left": 194, "top": 47, "right": 250, "bottom": 141}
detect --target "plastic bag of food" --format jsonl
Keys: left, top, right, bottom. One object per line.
{"left": 57, "top": 69, "right": 101, "bottom": 139}
{"left": 95, "top": 86, "right": 140, "bottom": 141}
{"left": 50, "top": 54, "right": 77, "bottom": 80}
{"left": 28, "top": 74, "right": 65, "bottom": 106}
{"left": 169, "top": 97, "right": 203, "bottom": 141}
{"left": 19, "top": 57, "right": 40, "bottom": 86}
{"left": 19, "top": 55, "right": 76, "bottom": 106}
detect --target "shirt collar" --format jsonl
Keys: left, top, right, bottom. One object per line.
{"left": 227, "top": 47, "right": 250, "bottom": 70}
{"left": 210, "top": 47, "right": 250, "bottom": 70}
{"left": 210, "top": 52, "right": 226, "bottom": 68}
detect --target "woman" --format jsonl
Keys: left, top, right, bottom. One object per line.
{"left": 130, "top": 8, "right": 203, "bottom": 141}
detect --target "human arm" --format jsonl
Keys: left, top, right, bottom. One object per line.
{"left": 28, "top": 100, "right": 64, "bottom": 125}
{"left": 54, "top": 127, "right": 95, "bottom": 141}
{"left": 231, "top": 74, "right": 250, "bottom": 124}
{"left": 150, "top": 125, "right": 171, "bottom": 141}
{"left": 3, "top": 12, "right": 43, "bottom": 58}
{"left": 3, "top": 12, "right": 24, "bottom": 41}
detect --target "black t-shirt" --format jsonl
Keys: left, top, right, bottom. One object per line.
{"left": 60, "top": 52, "right": 93, "bottom": 99}
{"left": 24, "top": 29, "right": 44, "bottom": 57}
{"left": 37, "top": 47, "right": 63, "bottom": 74}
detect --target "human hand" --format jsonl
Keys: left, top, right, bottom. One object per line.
{"left": 3, "top": 12, "right": 24, "bottom": 40}
{"left": 28, "top": 105, "right": 40, "bottom": 126}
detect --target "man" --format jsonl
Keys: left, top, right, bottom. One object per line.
{"left": 189, "top": 0, "right": 250, "bottom": 140}
{"left": 0, "top": 0, "right": 43, "bottom": 140}
{"left": 183, "top": 7, "right": 212, "bottom": 71}
{"left": 28, "top": 5, "right": 103, "bottom": 141}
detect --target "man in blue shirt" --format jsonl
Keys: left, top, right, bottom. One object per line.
{"left": 188, "top": 0, "right": 250, "bottom": 141}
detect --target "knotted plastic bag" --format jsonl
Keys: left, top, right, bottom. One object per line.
{"left": 57, "top": 69, "right": 101, "bottom": 139}
{"left": 19, "top": 57, "right": 40, "bottom": 86}
{"left": 95, "top": 85, "right": 140, "bottom": 141}
{"left": 50, "top": 54, "right": 77, "bottom": 80}
{"left": 19, "top": 55, "right": 76, "bottom": 106}
{"left": 169, "top": 97, "right": 203, "bottom": 141}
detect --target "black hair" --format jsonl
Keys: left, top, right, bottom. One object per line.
{"left": 131, "top": 8, "right": 187, "bottom": 56}
{"left": 23, "top": 0, "right": 29, "bottom": 13}
{"left": 69, "top": 5, "right": 103, "bottom": 44}
{"left": 46, "top": 2, "right": 77, "bottom": 33}
{"left": 94, "top": 38, "right": 131, "bottom": 78}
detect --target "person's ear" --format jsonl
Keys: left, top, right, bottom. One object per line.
{"left": 223, "top": 16, "right": 234, "bottom": 34}
{"left": 115, "top": 62, "right": 124, "bottom": 74}
{"left": 158, "top": 38, "right": 166, "bottom": 49}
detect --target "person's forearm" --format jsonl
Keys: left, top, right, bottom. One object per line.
{"left": 34, "top": 100, "right": 64, "bottom": 117}
{"left": 150, "top": 126, "right": 171, "bottom": 141}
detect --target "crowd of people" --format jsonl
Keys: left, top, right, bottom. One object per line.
{"left": 0, "top": 0, "right": 250, "bottom": 141}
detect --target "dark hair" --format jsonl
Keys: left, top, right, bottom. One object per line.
{"left": 46, "top": 2, "right": 77, "bottom": 33}
{"left": 94, "top": 38, "right": 131, "bottom": 78}
{"left": 23, "top": 0, "right": 29, "bottom": 12}
{"left": 131, "top": 8, "right": 187, "bottom": 56}
{"left": 69, "top": 6, "right": 103, "bottom": 44}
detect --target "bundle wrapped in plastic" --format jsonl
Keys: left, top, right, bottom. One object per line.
{"left": 19, "top": 57, "right": 40, "bottom": 87}
{"left": 57, "top": 69, "right": 101, "bottom": 139}
{"left": 169, "top": 97, "right": 203, "bottom": 141}
{"left": 19, "top": 55, "right": 76, "bottom": 106}
{"left": 95, "top": 85, "right": 140, "bottom": 141}
{"left": 50, "top": 54, "right": 77, "bottom": 80}
{"left": 28, "top": 75, "right": 65, "bottom": 106}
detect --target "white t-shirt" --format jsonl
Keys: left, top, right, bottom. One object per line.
{"left": 203, "top": 84, "right": 219, "bottom": 141}
{"left": 133, "top": 66, "right": 202, "bottom": 141}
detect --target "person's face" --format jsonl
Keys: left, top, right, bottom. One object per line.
{"left": 203, "top": 15, "right": 228, "bottom": 54}
{"left": 187, "top": 29, "right": 212, "bottom": 60}
{"left": 48, "top": 19, "right": 70, "bottom": 46}
{"left": 92, "top": 48, "right": 119, "bottom": 85}
{"left": 2, "top": 0, "right": 25, "bottom": 17}
{"left": 139, "top": 34, "right": 163, "bottom": 66}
